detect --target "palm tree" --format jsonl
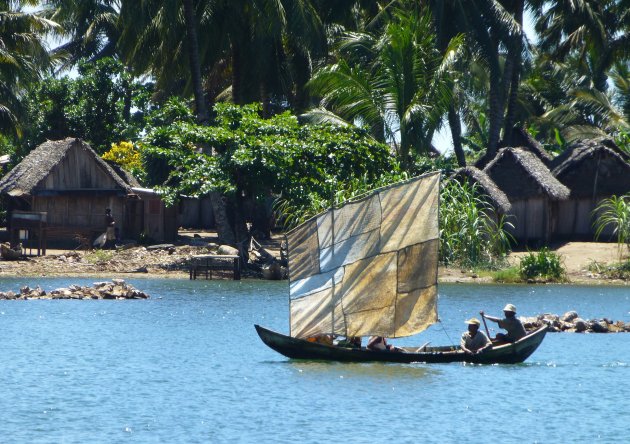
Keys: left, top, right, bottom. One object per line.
{"left": 119, "top": 0, "right": 329, "bottom": 244}
{"left": 0, "top": 1, "right": 56, "bottom": 136}
{"left": 610, "top": 63, "right": 630, "bottom": 123}
{"left": 306, "top": 7, "right": 462, "bottom": 169}
{"left": 533, "top": 0, "right": 630, "bottom": 94}
{"left": 119, "top": 0, "right": 327, "bottom": 115}
{"left": 182, "top": 0, "right": 209, "bottom": 123}
{"left": 519, "top": 50, "right": 629, "bottom": 144}
{"left": 41, "top": 0, "right": 120, "bottom": 69}
{"left": 426, "top": 0, "right": 525, "bottom": 161}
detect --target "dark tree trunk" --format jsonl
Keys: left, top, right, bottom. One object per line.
{"left": 183, "top": 0, "right": 237, "bottom": 243}
{"left": 210, "top": 192, "right": 236, "bottom": 245}
{"left": 502, "top": 1, "right": 524, "bottom": 146}
{"left": 290, "top": 47, "right": 312, "bottom": 114}
{"left": 232, "top": 45, "right": 243, "bottom": 105}
{"left": 260, "top": 81, "right": 271, "bottom": 118}
{"left": 469, "top": 12, "right": 504, "bottom": 160}
{"left": 448, "top": 104, "right": 466, "bottom": 166}
{"left": 487, "top": 63, "right": 504, "bottom": 159}
{"left": 122, "top": 69, "right": 132, "bottom": 122}
{"left": 182, "top": 0, "right": 210, "bottom": 124}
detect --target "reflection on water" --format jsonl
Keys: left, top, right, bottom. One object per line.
{"left": 288, "top": 360, "right": 439, "bottom": 381}
{"left": 0, "top": 279, "right": 628, "bottom": 442}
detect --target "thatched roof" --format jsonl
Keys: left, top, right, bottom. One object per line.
{"left": 500, "top": 127, "right": 554, "bottom": 165}
{"left": 551, "top": 138, "right": 630, "bottom": 171}
{"left": 484, "top": 147, "right": 570, "bottom": 200}
{"left": 551, "top": 140, "right": 630, "bottom": 198}
{"left": 0, "top": 138, "right": 132, "bottom": 197}
{"left": 599, "top": 138, "right": 630, "bottom": 161}
{"left": 451, "top": 166, "right": 512, "bottom": 213}
{"left": 104, "top": 160, "right": 143, "bottom": 188}
{"left": 476, "top": 128, "right": 554, "bottom": 169}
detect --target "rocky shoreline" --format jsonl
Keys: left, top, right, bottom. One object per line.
{"left": 0, "top": 279, "right": 149, "bottom": 300}
{"left": 523, "top": 311, "right": 630, "bottom": 333}
{"left": 1, "top": 278, "right": 627, "bottom": 334}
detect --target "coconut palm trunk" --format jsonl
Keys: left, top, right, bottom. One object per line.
{"left": 183, "top": 0, "right": 235, "bottom": 243}
{"left": 502, "top": 0, "right": 524, "bottom": 145}
{"left": 448, "top": 104, "right": 466, "bottom": 166}
{"left": 182, "top": 0, "right": 210, "bottom": 124}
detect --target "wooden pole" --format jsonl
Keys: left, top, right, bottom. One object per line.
{"left": 481, "top": 313, "right": 491, "bottom": 339}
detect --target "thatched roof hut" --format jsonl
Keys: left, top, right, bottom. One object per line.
{"left": 552, "top": 140, "right": 630, "bottom": 197}
{"left": 451, "top": 166, "right": 512, "bottom": 214}
{"left": 484, "top": 148, "right": 569, "bottom": 201}
{"left": 484, "top": 147, "right": 569, "bottom": 245}
{"left": 551, "top": 139, "right": 630, "bottom": 239}
{"left": 0, "top": 138, "right": 131, "bottom": 197}
{"left": 0, "top": 138, "right": 177, "bottom": 250}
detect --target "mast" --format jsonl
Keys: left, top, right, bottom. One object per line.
{"left": 330, "top": 181, "right": 336, "bottom": 337}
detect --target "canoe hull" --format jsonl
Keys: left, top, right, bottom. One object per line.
{"left": 255, "top": 324, "right": 547, "bottom": 364}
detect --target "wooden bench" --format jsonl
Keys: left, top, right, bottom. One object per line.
{"left": 189, "top": 254, "right": 241, "bottom": 280}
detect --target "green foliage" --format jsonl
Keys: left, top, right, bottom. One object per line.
{"left": 0, "top": 5, "right": 55, "bottom": 138}
{"left": 411, "top": 155, "right": 458, "bottom": 177}
{"left": 592, "top": 195, "right": 630, "bottom": 259}
{"left": 19, "top": 58, "right": 154, "bottom": 157}
{"left": 588, "top": 260, "right": 630, "bottom": 280}
{"left": 306, "top": 6, "right": 462, "bottom": 167}
{"left": 490, "top": 267, "right": 521, "bottom": 284}
{"left": 144, "top": 97, "right": 196, "bottom": 129}
{"left": 615, "top": 130, "right": 630, "bottom": 158}
{"left": 140, "top": 102, "right": 399, "bottom": 222}
{"left": 519, "top": 248, "right": 566, "bottom": 282}
{"left": 439, "top": 180, "right": 513, "bottom": 268}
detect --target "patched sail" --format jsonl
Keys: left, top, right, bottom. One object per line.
{"left": 287, "top": 172, "right": 440, "bottom": 339}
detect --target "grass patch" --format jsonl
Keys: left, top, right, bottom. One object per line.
{"left": 489, "top": 266, "right": 521, "bottom": 283}
{"left": 588, "top": 260, "right": 630, "bottom": 280}
{"left": 84, "top": 249, "right": 114, "bottom": 264}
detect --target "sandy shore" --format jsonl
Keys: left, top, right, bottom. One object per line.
{"left": 0, "top": 234, "right": 628, "bottom": 285}
{"left": 439, "top": 241, "right": 629, "bottom": 285}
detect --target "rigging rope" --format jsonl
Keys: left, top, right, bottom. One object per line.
{"left": 438, "top": 318, "right": 456, "bottom": 347}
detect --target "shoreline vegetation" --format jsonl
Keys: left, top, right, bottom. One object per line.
{"left": 0, "top": 230, "right": 627, "bottom": 286}
{"left": 1, "top": 232, "right": 627, "bottom": 333}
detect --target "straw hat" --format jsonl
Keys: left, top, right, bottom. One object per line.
{"left": 465, "top": 318, "right": 481, "bottom": 326}
{"left": 503, "top": 303, "right": 517, "bottom": 313}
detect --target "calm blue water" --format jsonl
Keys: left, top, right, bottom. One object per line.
{"left": 0, "top": 278, "right": 628, "bottom": 443}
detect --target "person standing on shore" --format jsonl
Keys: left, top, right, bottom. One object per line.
{"left": 105, "top": 208, "right": 116, "bottom": 249}
{"left": 480, "top": 304, "right": 526, "bottom": 343}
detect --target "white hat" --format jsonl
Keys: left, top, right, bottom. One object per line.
{"left": 503, "top": 303, "right": 516, "bottom": 313}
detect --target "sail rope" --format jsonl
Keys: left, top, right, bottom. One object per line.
{"left": 438, "top": 318, "right": 456, "bottom": 347}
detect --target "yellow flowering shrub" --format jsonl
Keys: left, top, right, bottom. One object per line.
{"left": 102, "top": 141, "right": 142, "bottom": 171}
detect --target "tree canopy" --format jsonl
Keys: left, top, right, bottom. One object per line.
{"left": 0, "top": 0, "right": 628, "bottom": 241}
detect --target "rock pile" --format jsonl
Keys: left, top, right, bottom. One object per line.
{"left": 0, "top": 279, "right": 149, "bottom": 300}
{"left": 522, "top": 311, "right": 630, "bottom": 333}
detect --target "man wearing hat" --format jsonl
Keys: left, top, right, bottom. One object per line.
{"left": 460, "top": 318, "right": 492, "bottom": 355}
{"left": 480, "top": 304, "right": 527, "bottom": 343}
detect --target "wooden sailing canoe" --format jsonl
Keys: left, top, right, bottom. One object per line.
{"left": 255, "top": 324, "right": 548, "bottom": 365}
